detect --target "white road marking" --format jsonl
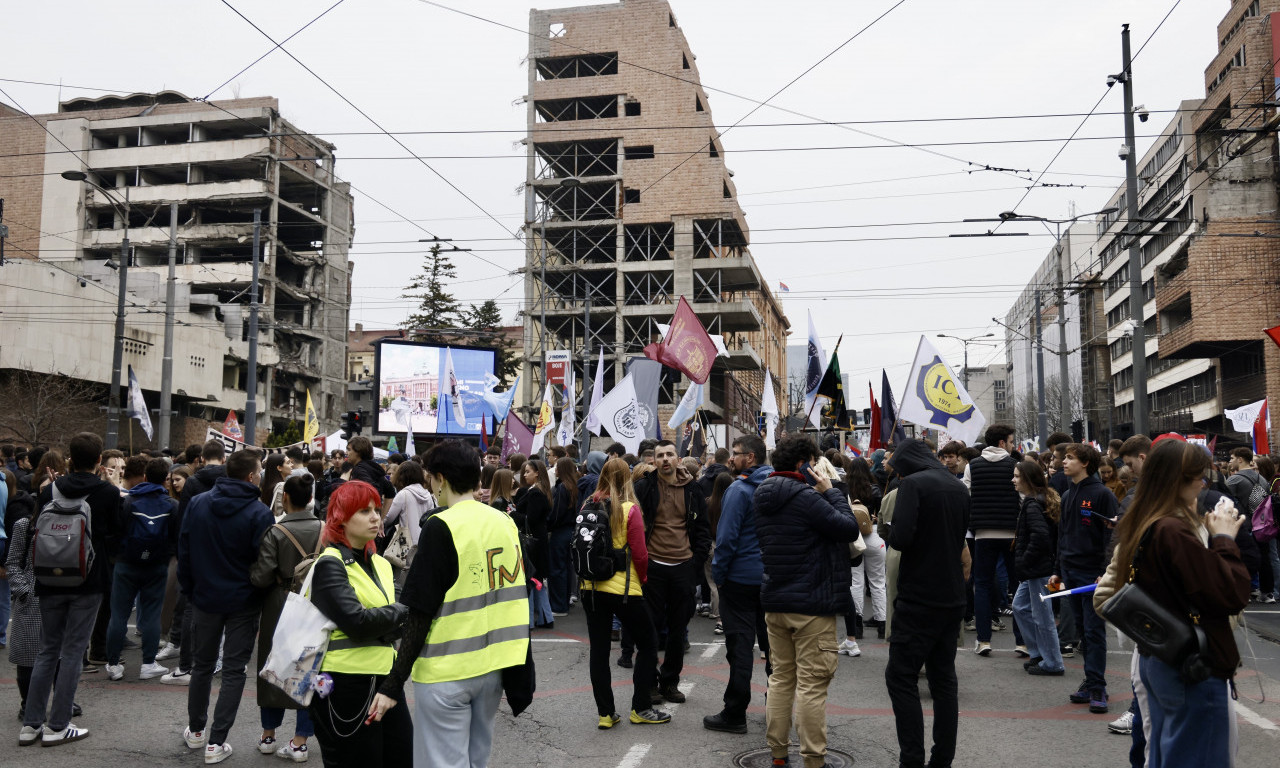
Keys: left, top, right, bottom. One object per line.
{"left": 701, "top": 642, "right": 723, "bottom": 660}
{"left": 661, "top": 681, "right": 696, "bottom": 716}
{"left": 1236, "top": 702, "right": 1278, "bottom": 731}
{"left": 530, "top": 638, "right": 582, "bottom": 643}
{"left": 616, "top": 743, "right": 651, "bottom": 768}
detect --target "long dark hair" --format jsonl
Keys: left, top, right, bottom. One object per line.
{"left": 1015, "top": 459, "right": 1060, "bottom": 523}
{"left": 260, "top": 454, "right": 286, "bottom": 503}
{"left": 1112, "top": 441, "right": 1211, "bottom": 574}
{"left": 706, "top": 471, "right": 735, "bottom": 534}
{"left": 555, "top": 456, "right": 580, "bottom": 510}
{"left": 523, "top": 459, "right": 552, "bottom": 500}
{"left": 846, "top": 459, "right": 876, "bottom": 506}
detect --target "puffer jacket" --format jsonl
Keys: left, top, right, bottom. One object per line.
{"left": 754, "top": 471, "right": 859, "bottom": 616}
{"left": 1013, "top": 495, "right": 1056, "bottom": 581}
{"left": 310, "top": 544, "right": 407, "bottom": 646}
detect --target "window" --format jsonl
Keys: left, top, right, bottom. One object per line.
{"left": 535, "top": 53, "right": 618, "bottom": 80}
{"left": 709, "top": 139, "right": 719, "bottom": 158}
{"left": 625, "top": 188, "right": 641, "bottom": 204}
{"left": 624, "top": 145, "right": 654, "bottom": 160}
{"left": 535, "top": 95, "right": 618, "bottom": 122}
{"left": 625, "top": 100, "right": 641, "bottom": 117}
{"left": 548, "top": 22, "right": 565, "bottom": 38}
{"left": 695, "top": 95, "right": 705, "bottom": 112}
{"left": 682, "top": 53, "right": 690, "bottom": 69}
{"left": 723, "top": 181, "right": 732, "bottom": 198}
{"left": 669, "top": 12, "right": 676, "bottom": 27}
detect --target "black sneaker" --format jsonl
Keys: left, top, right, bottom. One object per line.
{"left": 617, "top": 654, "right": 633, "bottom": 669}
{"left": 1027, "top": 665, "right": 1065, "bottom": 677}
{"left": 702, "top": 712, "right": 747, "bottom": 734}
{"left": 658, "top": 685, "right": 686, "bottom": 704}
{"left": 1089, "top": 689, "right": 1109, "bottom": 714}
{"left": 1060, "top": 643, "right": 1076, "bottom": 658}
{"left": 1068, "top": 680, "right": 1091, "bottom": 704}
{"left": 1022, "top": 656, "right": 1043, "bottom": 671}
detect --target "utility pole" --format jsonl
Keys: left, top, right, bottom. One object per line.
{"left": 579, "top": 290, "right": 592, "bottom": 459}
{"left": 158, "top": 202, "right": 178, "bottom": 450}
{"left": 1120, "top": 23, "right": 1149, "bottom": 437}
{"left": 1057, "top": 251, "right": 1072, "bottom": 434}
{"left": 244, "top": 209, "right": 262, "bottom": 443}
{"left": 1034, "top": 287, "right": 1048, "bottom": 450}
{"left": 105, "top": 191, "right": 131, "bottom": 451}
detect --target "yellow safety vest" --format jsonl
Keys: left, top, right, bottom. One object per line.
{"left": 317, "top": 547, "right": 397, "bottom": 675}
{"left": 412, "top": 499, "right": 530, "bottom": 684}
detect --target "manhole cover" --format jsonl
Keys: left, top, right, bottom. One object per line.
{"left": 732, "top": 746, "right": 855, "bottom": 768}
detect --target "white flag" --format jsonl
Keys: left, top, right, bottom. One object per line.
{"left": 530, "top": 384, "right": 556, "bottom": 455}
{"left": 556, "top": 367, "right": 576, "bottom": 448}
{"left": 667, "top": 382, "right": 705, "bottom": 430}
{"left": 898, "top": 336, "right": 987, "bottom": 445}
{"left": 761, "top": 368, "right": 779, "bottom": 450}
{"left": 803, "top": 310, "right": 826, "bottom": 429}
{"left": 584, "top": 348, "right": 606, "bottom": 436}
{"left": 444, "top": 347, "right": 467, "bottom": 428}
{"left": 1225, "top": 398, "right": 1268, "bottom": 433}
{"left": 127, "top": 365, "right": 154, "bottom": 441}
{"left": 589, "top": 372, "right": 643, "bottom": 455}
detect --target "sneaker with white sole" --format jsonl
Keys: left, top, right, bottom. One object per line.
{"left": 41, "top": 723, "right": 89, "bottom": 747}
{"left": 838, "top": 639, "right": 862, "bottom": 657}
{"left": 214, "top": 659, "right": 223, "bottom": 676}
{"left": 139, "top": 662, "right": 168, "bottom": 680}
{"left": 258, "top": 736, "right": 277, "bottom": 754}
{"left": 104, "top": 663, "right": 124, "bottom": 681}
{"left": 156, "top": 642, "right": 181, "bottom": 661}
{"left": 184, "top": 726, "right": 208, "bottom": 749}
{"left": 205, "top": 742, "right": 233, "bottom": 764}
{"left": 275, "top": 741, "right": 309, "bottom": 762}
{"left": 162, "top": 668, "right": 192, "bottom": 686}
{"left": 1108, "top": 710, "right": 1134, "bottom": 734}
{"left": 974, "top": 641, "right": 992, "bottom": 656}
{"left": 18, "top": 725, "right": 42, "bottom": 746}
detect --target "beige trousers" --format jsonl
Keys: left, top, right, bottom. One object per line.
{"left": 764, "top": 612, "right": 840, "bottom": 768}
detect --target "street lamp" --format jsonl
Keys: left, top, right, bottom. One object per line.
{"left": 935, "top": 333, "right": 995, "bottom": 388}
{"left": 62, "top": 169, "right": 131, "bottom": 450}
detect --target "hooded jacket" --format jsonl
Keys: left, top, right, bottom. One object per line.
{"left": 119, "top": 481, "right": 179, "bottom": 564}
{"left": 577, "top": 451, "right": 607, "bottom": 504}
{"left": 754, "top": 470, "right": 859, "bottom": 615}
{"left": 712, "top": 464, "right": 772, "bottom": 587}
{"left": 177, "top": 463, "right": 226, "bottom": 534}
{"left": 386, "top": 484, "right": 436, "bottom": 548}
{"left": 351, "top": 459, "right": 395, "bottom": 500}
{"left": 178, "top": 475, "right": 274, "bottom": 614}
{"left": 886, "top": 439, "right": 970, "bottom": 609}
{"left": 634, "top": 466, "right": 712, "bottom": 567}
{"left": 1056, "top": 474, "right": 1118, "bottom": 576}
{"left": 698, "top": 463, "right": 732, "bottom": 498}
{"left": 35, "top": 472, "right": 123, "bottom": 597}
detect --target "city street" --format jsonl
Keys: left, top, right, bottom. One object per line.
{"left": 4, "top": 604, "right": 1278, "bottom": 767}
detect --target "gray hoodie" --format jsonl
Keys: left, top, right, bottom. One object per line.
{"left": 386, "top": 484, "right": 437, "bottom": 545}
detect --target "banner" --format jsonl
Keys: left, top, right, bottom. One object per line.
{"left": 127, "top": 365, "right": 154, "bottom": 441}
{"left": 761, "top": 369, "right": 779, "bottom": 450}
{"left": 556, "top": 365, "right": 576, "bottom": 449}
{"left": 626, "top": 357, "right": 662, "bottom": 440}
{"left": 585, "top": 349, "right": 606, "bottom": 436}
{"left": 303, "top": 389, "right": 319, "bottom": 444}
{"left": 501, "top": 412, "right": 534, "bottom": 464}
{"left": 531, "top": 384, "right": 556, "bottom": 455}
{"left": 545, "top": 350, "right": 572, "bottom": 388}
{"left": 222, "top": 410, "right": 244, "bottom": 441}
{"left": 804, "top": 310, "right": 826, "bottom": 429}
{"left": 898, "top": 336, "right": 987, "bottom": 445}
{"left": 589, "top": 371, "right": 644, "bottom": 455}
{"left": 204, "top": 427, "right": 309, "bottom": 458}
{"left": 642, "top": 295, "right": 717, "bottom": 384}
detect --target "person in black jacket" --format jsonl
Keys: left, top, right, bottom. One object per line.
{"left": 632, "top": 440, "right": 712, "bottom": 703}
{"left": 962, "top": 423, "right": 1025, "bottom": 657}
{"left": 1010, "top": 460, "right": 1064, "bottom": 676}
{"left": 347, "top": 436, "right": 395, "bottom": 503}
{"left": 1049, "top": 443, "right": 1119, "bottom": 715}
{"left": 883, "top": 438, "right": 970, "bottom": 768}
{"left": 754, "top": 436, "right": 859, "bottom": 768}
{"left": 514, "top": 460, "right": 553, "bottom": 628}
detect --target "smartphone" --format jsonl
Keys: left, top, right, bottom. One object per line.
{"left": 799, "top": 461, "right": 818, "bottom": 486}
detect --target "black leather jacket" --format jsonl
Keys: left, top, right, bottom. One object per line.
{"left": 311, "top": 544, "right": 407, "bottom": 646}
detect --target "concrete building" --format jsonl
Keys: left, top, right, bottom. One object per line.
{"left": 520, "top": 0, "right": 789, "bottom": 442}
{"left": 0, "top": 92, "right": 354, "bottom": 448}
{"left": 959, "top": 364, "right": 1007, "bottom": 429}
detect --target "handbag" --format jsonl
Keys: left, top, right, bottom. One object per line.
{"left": 258, "top": 560, "right": 336, "bottom": 706}
{"left": 848, "top": 531, "right": 867, "bottom": 558}
{"left": 1096, "top": 526, "right": 1211, "bottom": 684}
{"left": 383, "top": 523, "right": 415, "bottom": 569}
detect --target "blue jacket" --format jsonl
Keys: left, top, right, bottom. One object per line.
{"left": 755, "top": 471, "right": 859, "bottom": 616}
{"left": 178, "top": 476, "right": 274, "bottom": 614}
{"left": 712, "top": 464, "right": 772, "bottom": 587}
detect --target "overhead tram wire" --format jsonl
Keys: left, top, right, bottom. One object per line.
{"left": 202, "top": 0, "right": 346, "bottom": 101}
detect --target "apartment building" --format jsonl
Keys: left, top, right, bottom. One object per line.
{"left": 521, "top": 0, "right": 789, "bottom": 440}
{"left": 0, "top": 92, "right": 354, "bottom": 447}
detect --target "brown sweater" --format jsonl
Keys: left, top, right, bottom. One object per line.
{"left": 1135, "top": 518, "right": 1251, "bottom": 679}
{"left": 649, "top": 471, "right": 693, "bottom": 563}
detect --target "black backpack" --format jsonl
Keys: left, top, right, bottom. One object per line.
{"left": 571, "top": 498, "right": 630, "bottom": 587}
{"left": 118, "top": 493, "right": 176, "bottom": 564}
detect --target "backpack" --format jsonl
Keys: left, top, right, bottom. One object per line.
{"left": 1253, "top": 491, "right": 1278, "bottom": 544}
{"left": 32, "top": 485, "right": 96, "bottom": 587}
{"left": 273, "top": 523, "right": 325, "bottom": 594}
{"left": 118, "top": 494, "right": 176, "bottom": 564}
{"left": 571, "top": 498, "right": 629, "bottom": 585}
{"left": 1245, "top": 475, "right": 1268, "bottom": 515}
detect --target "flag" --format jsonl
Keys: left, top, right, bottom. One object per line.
{"left": 222, "top": 410, "right": 244, "bottom": 441}
{"left": 303, "top": 388, "right": 319, "bottom": 444}
{"left": 405, "top": 416, "right": 416, "bottom": 457}
{"left": 556, "top": 366, "right": 576, "bottom": 448}
{"left": 531, "top": 384, "right": 556, "bottom": 455}
{"left": 845, "top": 441, "right": 862, "bottom": 458}
{"left": 481, "top": 373, "right": 517, "bottom": 422}
{"left": 815, "top": 339, "right": 852, "bottom": 429}
{"left": 779, "top": 282, "right": 790, "bottom": 293}
{"left": 501, "top": 412, "right": 534, "bottom": 464}
{"left": 668, "top": 382, "right": 705, "bottom": 430}
{"left": 1226, "top": 398, "right": 1267, "bottom": 433}
{"left": 804, "top": 310, "right": 827, "bottom": 429}
{"left": 585, "top": 349, "right": 605, "bottom": 435}
{"left": 1207, "top": 435, "right": 1218, "bottom": 456}
{"left": 657, "top": 322, "right": 731, "bottom": 358}
{"left": 680, "top": 414, "right": 706, "bottom": 460}
{"left": 387, "top": 436, "right": 399, "bottom": 453}
{"left": 642, "top": 295, "right": 717, "bottom": 384}
{"left": 126, "top": 365, "right": 154, "bottom": 441}
{"left": 881, "top": 370, "right": 907, "bottom": 446}
{"left": 443, "top": 347, "right": 467, "bottom": 428}
{"left": 589, "top": 371, "right": 644, "bottom": 455}
{"left": 868, "top": 382, "right": 883, "bottom": 452}
{"left": 761, "top": 369, "right": 779, "bottom": 450}
{"left": 479, "top": 415, "right": 489, "bottom": 453}
{"left": 627, "top": 357, "right": 662, "bottom": 439}
{"left": 1266, "top": 324, "right": 1280, "bottom": 350}
{"left": 1255, "top": 400, "right": 1271, "bottom": 455}
{"left": 898, "top": 336, "right": 987, "bottom": 445}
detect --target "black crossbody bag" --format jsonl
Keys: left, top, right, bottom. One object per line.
{"left": 1097, "top": 526, "right": 1212, "bottom": 684}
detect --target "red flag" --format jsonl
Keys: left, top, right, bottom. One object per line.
{"left": 1266, "top": 325, "right": 1280, "bottom": 350}
{"left": 868, "top": 382, "right": 884, "bottom": 452}
{"left": 221, "top": 411, "right": 244, "bottom": 441}
{"left": 1255, "top": 400, "right": 1270, "bottom": 456}
{"left": 642, "top": 296, "right": 717, "bottom": 384}
{"left": 479, "top": 415, "right": 489, "bottom": 453}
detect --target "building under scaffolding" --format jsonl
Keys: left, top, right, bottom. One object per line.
{"left": 521, "top": 0, "right": 789, "bottom": 444}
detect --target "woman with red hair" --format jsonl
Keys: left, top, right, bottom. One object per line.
{"left": 306, "top": 480, "right": 410, "bottom": 767}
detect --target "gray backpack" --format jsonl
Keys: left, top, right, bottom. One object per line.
{"left": 32, "top": 485, "right": 96, "bottom": 587}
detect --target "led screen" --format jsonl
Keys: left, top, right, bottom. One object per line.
{"left": 374, "top": 341, "right": 498, "bottom": 437}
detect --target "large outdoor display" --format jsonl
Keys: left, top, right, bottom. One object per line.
{"left": 373, "top": 340, "right": 497, "bottom": 437}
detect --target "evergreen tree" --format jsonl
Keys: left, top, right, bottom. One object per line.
{"left": 401, "top": 245, "right": 462, "bottom": 341}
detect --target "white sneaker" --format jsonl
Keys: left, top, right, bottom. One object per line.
{"left": 1108, "top": 710, "right": 1135, "bottom": 735}
{"left": 276, "top": 741, "right": 310, "bottom": 762}
{"left": 974, "top": 641, "right": 992, "bottom": 656}
{"left": 41, "top": 723, "right": 89, "bottom": 746}
{"left": 214, "top": 659, "right": 223, "bottom": 676}
{"left": 139, "top": 662, "right": 168, "bottom": 680}
{"left": 162, "top": 668, "right": 192, "bottom": 686}
{"left": 841, "top": 639, "right": 862, "bottom": 657}
{"left": 18, "top": 725, "right": 42, "bottom": 746}
{"left": 205, "top": 742, "right": 233, "bottom": 764}
{"left": 104, "top": 663, "right": 124, "bottom": 681}
{"left": 156, "top": 642, "right": 181, "bottom": 661}
{"left": 184, "top": 726, "right": 208, "bottom": 749}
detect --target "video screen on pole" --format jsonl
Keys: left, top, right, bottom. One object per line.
{"left": 373, "top": 340, "right": 498, "bottom": 437}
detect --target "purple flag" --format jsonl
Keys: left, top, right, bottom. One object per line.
{"left": 501, "top": 411, "right": 534, "bottom": 464}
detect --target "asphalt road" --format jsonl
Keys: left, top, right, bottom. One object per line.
{"left": 3, "top": 609, "right": 1279, "bottom": 767}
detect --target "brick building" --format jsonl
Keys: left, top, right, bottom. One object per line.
{"left": 520, "top": 0, "right": 790, "bottom": 442}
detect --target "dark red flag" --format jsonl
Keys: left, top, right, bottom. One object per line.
{"left": 1266, "top": 324, "right": 1280, "bottom": 350}
{"left": 868, "top": 382, "right": 884, "bottom": 452}
{"left": 642, "top": 296, "right": 717, "bottom": 384}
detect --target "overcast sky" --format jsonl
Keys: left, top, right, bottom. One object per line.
{"left": 3, "top": 0, "right": 1227, "bottom": 410}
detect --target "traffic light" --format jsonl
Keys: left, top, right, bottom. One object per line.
{"left": 353, "top": 409, "right": 365, "bottom": 436}
{"left": 340, "top": 411, "right": 357, "bottom": 440}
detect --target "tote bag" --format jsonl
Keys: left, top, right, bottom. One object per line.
{"left": 259, "top": 562, "right": 336, "bottom": 706}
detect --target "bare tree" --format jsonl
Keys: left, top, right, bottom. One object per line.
{"left": 0, "top": 368, "right": 105, "bottom": 447}
{"left": 1013, "top": 375, "right": 1086, "bottom": 442}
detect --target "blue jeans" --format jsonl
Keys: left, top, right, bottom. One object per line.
{"left": 529, "top": 580, "right": 553, "bottom": 626}
{"left": 547, "top": 526, "right": 575, "bottom": 613}
{"left": 1011, "top": 577, "right": 1063, "bottom": 672}
{"left": 24, "top": 592, "right": 103, "bottom": 731}
{"left": 973, "top": 538, "right": 1024, "bottom": 644}
{"left": 106, "top": 560, "right": 169, "bottom": 665}
{"left": 1063, "top": 567, "right": 1107, "bottom": 693}
{"left": 413, "top": 670, "right": 504, "bottom": 768}
{"left": 1139, "top": 654, "right": 1234, "bottom": 768}
{"left": 261, "top": 706, "right": 315, "bottom": 738}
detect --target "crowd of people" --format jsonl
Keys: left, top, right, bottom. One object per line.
{"left": 0, "top": 421, "right": 1267, "bottom": 768}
